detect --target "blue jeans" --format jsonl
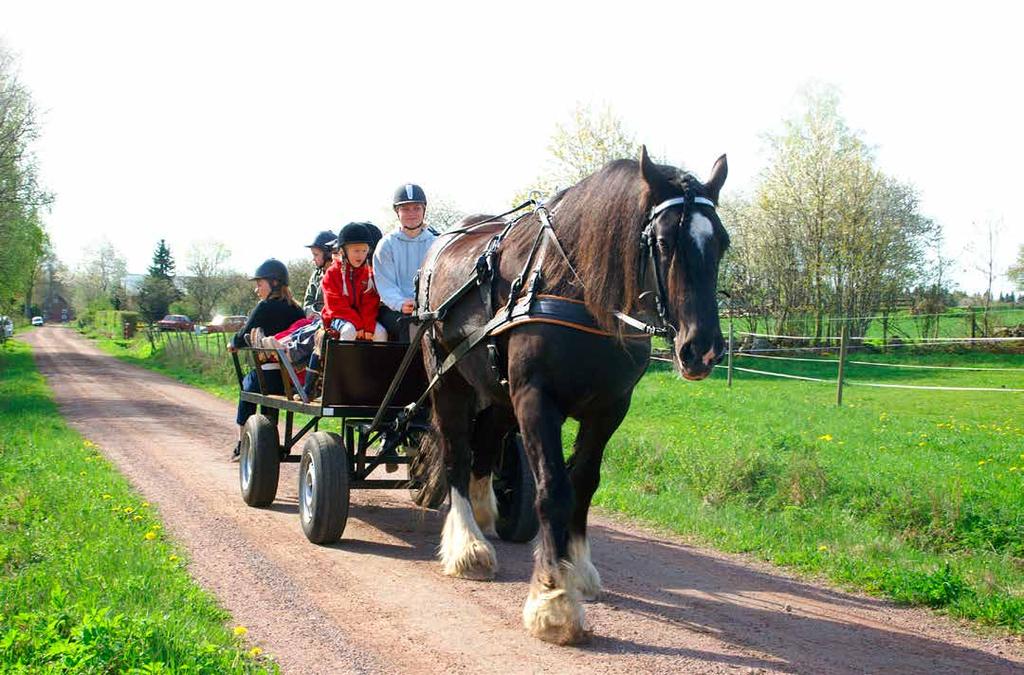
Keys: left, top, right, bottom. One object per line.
{"left": 236, "top": 368, "right": 283, "bottom": 426}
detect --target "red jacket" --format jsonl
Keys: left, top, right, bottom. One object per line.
{"left": 321, "top": 260, "right": 380, "bottom": 334}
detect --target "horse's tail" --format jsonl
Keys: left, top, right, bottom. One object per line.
{"left": 409, "top": 426, "right": 448, "bottom": 509}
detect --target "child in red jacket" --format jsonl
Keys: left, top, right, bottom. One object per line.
{"left": 303, "top": 222, "right": 386, "bottom": 400}
{"left": 321, "top": 222, "right": 387, "bottom": 341}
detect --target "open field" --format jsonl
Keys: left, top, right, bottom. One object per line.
{"left": 81, "top": 327, "right": 1024, "bottom": 632}
{"left": 0, "top": 340, "right": 274, "bottom": 672}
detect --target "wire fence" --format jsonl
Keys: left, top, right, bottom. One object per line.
{"left": 652, "top": 322, "right": 1024, "bottom": 402}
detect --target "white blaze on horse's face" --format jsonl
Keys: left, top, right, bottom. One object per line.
{"left": 689, "top": 213, "right": 714, "bottom": 255}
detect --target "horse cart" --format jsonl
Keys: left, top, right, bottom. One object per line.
{"left": 231, "top": 337, "right": 539, "bottom": 545}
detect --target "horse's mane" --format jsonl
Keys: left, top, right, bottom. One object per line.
{"left": 538, "top": 158, "right": 699, "bottom": 333}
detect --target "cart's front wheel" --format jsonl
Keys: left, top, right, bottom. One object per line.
{"left": 494, "top": 432, "right": 539, "bottom": 542}
{"left": 240, "top": 414, "right": 280, "bottom": 507}
{"left": 299, "top": 431, "right": 350, "bottom": 544}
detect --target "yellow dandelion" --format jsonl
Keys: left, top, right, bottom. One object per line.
{"left": 101, "top": 494, "right": 112, "bottom": 500}
{"left": 233, "top": 626, "right": 248, "bottom": 637}
{"left": 79, "top": 471, "right": 86, "bottom": 476}
{"left": 124, "top": 506, "right": 134, "bottom": 514}
{"left": 249, "top": 647, "right": 263, "bottom": 657}
{"left": 142, "top": 502, "right": 150, "bottom": 508}
{"left": 144, "top": 531, "right": 157, "bottom": 541}
{"left": 978, "top": 460, "right": 986, "bottom": 466}
{"left": 169, "top": 554, "right": 179, "bottom": 562}
{"left": 133, "top": 515, "right": 143, "bottom": 521}
{"left": 818, "top": 545, "right": 828, "bottom": 552}
{"left": 818, "top": 434, "right": 833, "bottom": 442}
{"left": 1009, "top": 467, "right": 1018, "bottom": 473}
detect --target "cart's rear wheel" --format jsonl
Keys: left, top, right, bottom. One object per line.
{"left": 494, "top": 432, "right": 539, "bottom": 542}
{"left": 239, "top": 414, "right": 280, "bottom": 507}
{"left": 299, "top": 431, "right": 350, "bottom": 544}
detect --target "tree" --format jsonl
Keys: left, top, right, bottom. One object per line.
{"left": 183, "top": 241, "right": 233, "bottom": 322}
{"left": 71, "top": 239, "right": 128, "bottom": 313}
{"left": 0, "top": 41, "right": 51, "bottom": 316}
{"left": 731, "top": 85, "right": 938, "bottom": 338}
{"left": 136, "top": 240, "right": 179, "bottom": 322}
{"left": 1009, "top": 244, "right": 1024, "bottom": 292}
{"left": 148, "top": 239, "right": 176, "bottom": 280}
{"left": 967, "top": 218, "right": 1003, "bottom": 335}
{"left": 513, "top": 103, "right": 641, "bottom": 204}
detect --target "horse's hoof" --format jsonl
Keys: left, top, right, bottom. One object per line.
{"left": 523, "top": 586, "right": 587, "bottom": 645}
{"left": 441, "top": 538, "right": 497, "bottom": 581}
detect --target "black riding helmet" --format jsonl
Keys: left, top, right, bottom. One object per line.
{"left": 336, "top": 222, "right": 374, "bottom": 248}
{"left": 306, "top": 230, "right": 338, "bottom": 251}
{"left": 392, "top": 183, "right": 427, "bottom": 207}
{"left": 251, "top": 258, "right": 289, "bottom": 287}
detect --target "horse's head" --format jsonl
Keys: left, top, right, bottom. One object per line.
{"left": 639, "top": 146, "right": 729, "bottom": 380}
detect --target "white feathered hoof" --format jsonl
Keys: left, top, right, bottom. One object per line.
{"left": 568, "top": 537, "right": 602, "bottom": 601}
{"left": 441, "top": 539, "right": 497, "bottom": 580}
{"left": 440, "top": 490, "right": 498, "bottom": 580}
{"left": 522, "top": 581, "right": 587, "bottom": 645}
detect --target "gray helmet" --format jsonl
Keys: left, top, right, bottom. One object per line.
{"left": 393, "top": 183, "right": 427, "bottom": 207}
{"left": 251, "top": 258, "right": 289, "bottom": 286}
{"left": 306, "top": 230, "right": 337, "bottom": 251}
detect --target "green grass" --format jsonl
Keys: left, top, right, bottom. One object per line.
{"left": 82, "top": 329, "right": 1024, "bottom": 632}
{"left": 0, "top": 340, "right": 276, "bottom": 672}
{"left": 592, "top": 350, "right": 1024, "bottom": 630}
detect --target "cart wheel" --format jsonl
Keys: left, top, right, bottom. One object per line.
{"left": 494, "top": 432, "right": 539, "bottom": 542}
{"left": 408, "top": 430, "right": 447, "bottom": 509}
{"left": 240, "top": 414, "right": 280, "bottom": 507}
{"left": 299, "top": 431, "right": 350, "bottom": 544}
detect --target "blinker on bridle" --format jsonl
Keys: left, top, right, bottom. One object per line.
{"left": 615, "top": 193, "right": 716, "bottom": 339}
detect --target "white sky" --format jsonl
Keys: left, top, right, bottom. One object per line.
{"left": 3, "top": 0, "right": 1022, "bottom": 293}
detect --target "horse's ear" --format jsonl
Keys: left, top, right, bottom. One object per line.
{"left": 639, "top": 145, "right": 658, "bottom": 185}
{"left": 704, "top": 154, "right": 728, "bottom": 205}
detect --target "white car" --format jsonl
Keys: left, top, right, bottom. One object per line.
{"left": 31, "top": 316, "right": 44, "bottom": 326}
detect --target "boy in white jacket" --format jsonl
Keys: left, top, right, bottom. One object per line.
{"left": 373, "top": 183, "right": 437, "bottom": 340}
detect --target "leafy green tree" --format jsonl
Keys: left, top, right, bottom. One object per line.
{"left": 137, "top": 240, "right": 180, "bottom": 322}
{"left": 183, "top": 241, "right": 233, "bottom": 322}
{"left": 729, "top": 84, "right": 937, "bottom": 338}
{"left": 513, "top": 103, "right": 640, "bottom": 204}
{"left": 71, "top": 239, "right": 127, "bottom": 314}
{"left": 0, "top": 41, "right": 51, "bottom": 316}
{"left": 1007, "top": 244, "right": 1023, "bottom": 292}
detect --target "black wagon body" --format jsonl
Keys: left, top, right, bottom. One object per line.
{"left": 232, "top": 337, "right": 537, "bottom": 545}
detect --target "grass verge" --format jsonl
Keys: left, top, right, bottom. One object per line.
{"left": 0, "top": 339, "right": 275, "bottom": 672}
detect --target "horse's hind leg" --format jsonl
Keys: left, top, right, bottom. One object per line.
{"left": 565, "top": 397, "right": 631, "bottom": 601}
{"left": 468, "top": 406, "right": 514, "bottom": 538}
{"left": 432, "top": 378, "right": 498, "bottom": 580}
{"left": 513, "top": 385, "right": 585, "bottom": 645}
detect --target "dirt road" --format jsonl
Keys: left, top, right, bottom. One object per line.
{"left": 21, "top": 327, "right": 1024, "bottom": 674}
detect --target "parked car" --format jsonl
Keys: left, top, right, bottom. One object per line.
{"left": 156, "top": 314, "right": 194, "bottom": 331}
{"left": 31, "top": 316, "right": 44, "bottom": 326}
{"left": 206, "top": 315, "right": 247, "bottom": 334}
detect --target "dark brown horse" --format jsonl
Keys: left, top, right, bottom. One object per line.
{"left": 417, "top": 147, "right": 729, "bottom": 644}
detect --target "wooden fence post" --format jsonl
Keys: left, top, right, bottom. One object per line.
{"left": 836, "top": 324, "right": 848, "bottom": 407}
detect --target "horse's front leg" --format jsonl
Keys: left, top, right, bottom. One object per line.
{"left": 432, "top": 380, "right": 497, "bottom": 580}
{"left": 565, "top": 397, "right": 631, "bottom": 601}
{"left": 513, "top": 384, "right": 585, "bottom": 645}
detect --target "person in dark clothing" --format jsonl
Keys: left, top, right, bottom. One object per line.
{"left": 302, "top": 229, "right": 336, "bottom": 319}
{"left": 228, "top": 258, "right": 305, "bottom": 460}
